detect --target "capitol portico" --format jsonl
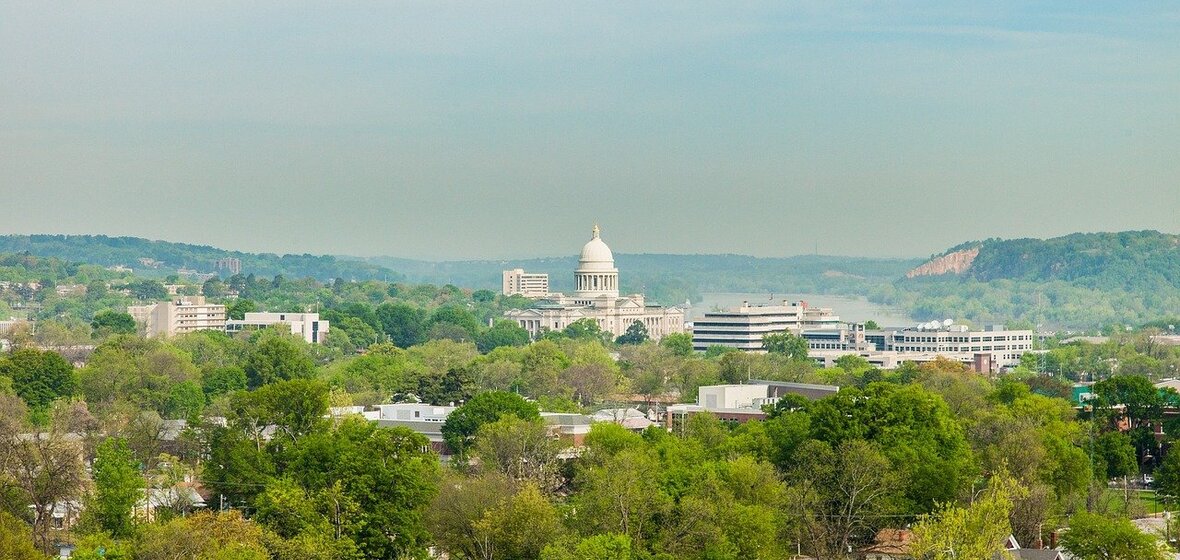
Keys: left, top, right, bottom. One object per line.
{"left": 504, "top": 226, "right": 686, "bottom": 340}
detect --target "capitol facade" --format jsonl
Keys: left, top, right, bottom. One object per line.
{"left": 504, "top": 225, "right": 686, "bottom": 340}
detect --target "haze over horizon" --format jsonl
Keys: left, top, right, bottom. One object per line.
{"left": 3, "top": 3, "right": 1178, "bottom": 261}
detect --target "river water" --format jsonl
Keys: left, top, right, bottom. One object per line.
{"left": 689, "top": 292, "right": 916, "bottom": 327}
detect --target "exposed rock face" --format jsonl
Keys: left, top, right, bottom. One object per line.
{"left": 906, "top": 247, "right": 980, "bottom": 278}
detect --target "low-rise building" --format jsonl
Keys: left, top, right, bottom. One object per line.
{"left": 225, "top": 312, "right": 330, "bottom": 344}
{"left": 667, "top": 380, "right": 839, "bottom": 432}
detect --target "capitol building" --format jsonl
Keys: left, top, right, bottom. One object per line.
{"left": 504, "top": 226, "right": 686, "bottom": 340}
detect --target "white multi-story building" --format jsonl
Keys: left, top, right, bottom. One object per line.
{"left": 692, "top": 300, "right": 843, "bottom": 352}
{"left": 502, "top": 268, "right": 550, "bottom": 298}
{"left": 128, "top": 296, "right": 226, "bottom": 338}
{"left": 866, "top": 324, "right": 1034, "bottom": 368}
{"left": 504, "top": 225, "right": 685, "bottom": 340}
{"left": 225, "top": 312, "right": 329, "bottom": 344}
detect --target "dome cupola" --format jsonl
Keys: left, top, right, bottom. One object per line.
{"left": 574, "top": 224, "right": 619, "bottom": 298}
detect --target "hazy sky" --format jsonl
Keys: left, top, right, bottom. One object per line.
{"left": 2, "top": 2, "right": 1178, "bottom": 260}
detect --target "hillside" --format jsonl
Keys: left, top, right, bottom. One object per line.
{"left": 0, "top": 235, "right": 401, "bottom": 282}
{"left": 905, "top": 231, "right": 1180, "bottom": 291}
{"left": 887, "top": 231, "right": 1180, "bottom": 328}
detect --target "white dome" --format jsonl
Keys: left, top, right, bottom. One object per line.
{"left": 578, "top": 225, "right": 615, "bottom": 270}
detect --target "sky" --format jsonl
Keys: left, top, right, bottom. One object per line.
{"left": 1, "top": 2, "right": 1178, "bottom": 261}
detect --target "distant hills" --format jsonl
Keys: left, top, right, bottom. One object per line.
{"left": 891, "top": 231, "right": 1180, "bottom": 328}
{"left": 360, "top": 253, "right": 923, "bottom": 305}
{"left": 0, "top": 235, "right": 400, "bottom": 282}
{"left": 5, "top": 231, "right": 1180, "bottom": 329}
{"left": 905, "top": 231, "right": 1180, "bottom": 292}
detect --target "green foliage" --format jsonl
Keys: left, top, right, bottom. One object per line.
{"left": 376, "top": 302, "right": 426, "bottom": 348}
{"left": 90, "top": 310, "right": 137, "bottom": 336}
{"left": 441, "top": 391, "right": 540, "bottom": 455}
{"left": 0, "top": 348, "right": 76, "bottom": 411}
{"left": 282, "top": 418, "right": 439, "bottom": 558}
{"left": 1060, "top": 511, "right": 1166, "bottom": 560}
{"left": 0, "top": 510, "right": 43, "bottom": 560}
{"left": 803, "top": 383, "right": 975, "bottom": 513}
{"left": 244, "top": 332, "right": 315, "bottom": 388}
{"left": 135, "top": 510, "right": 269, "bottom": 560}
{"left": 542, "top": 533, "right": 633, "bottom": 560}
{"left": 909, "top": 473, "right": 1024, "bottom": 560}
{"left": 761, "top": 331, "right": 808, "bottom": 360}
{"left": 78, "top": 336, "right": 199, "bottom": 416}
{"left": 476, "top": 320, "right": 531, "bottom": 353}
{"left": 658, "top": 332, "right": 693, "bottom": 357}
{"left": 87, "top": 438, "right": 144, "bottom": 538}
{"left": 615, "top": 321, "right": 649, "bottom": 345}
{"left": 225, "top": 299, "right": 257, "bottom": 321}
{"left": 1154, "top": 443, "right": 1180, "bottom": 500}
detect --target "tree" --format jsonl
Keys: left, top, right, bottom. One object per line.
{"left": 474, "top": 416, "right": 562, "bottom": 492}
{"left": 563, "top": 318, "right": 608, "bottom": 342}
{"left": 762, "top": 332, "right": 808, "bottom": 360}
{"left": 542, "top": 534, "right": 633, "bottom": 560}
{"left": 659, "top": 332, "right": 693, "bottom": 357}
{"left": 786, "top": 439, "right": 902, "bottom": 558}
{"left": 426, "top": 471, "right": 516, "bottom": 560}
{"left": 615, "top": 321, "right": 649, "bottom": 345}
{"left": 2, "top": 400, "right": 86, "bottom": 554}
{"left": 473, "top": 484, "right": 565, "bottom": 560}
{"left": 560, "top": 362, "right": 618, "bottom": 406}
{"left": 86, "top": 437, "right": 144, "bottom": 538}
{"left": 804, "top": 383, "right": 975, "bottom": 513}
{"left": 429, "top": 305, "right": 482, "bottom": 340}
{"left": 909, "top": 473, "right": 1025, "bottom": 560}
{"left": 572, "top": 449, "right": 669, "bottom": 547}
{"left": 225, "top": 298, "right": 257, "bottom": 321}
{"left": 0, "top": 348, "right": 76, "bottom": 411}
{"left": 0, "top": 510, "right": 42, "bottom": 560}
{"left": 1154, "top": 443, "right": 1180, "bottom": 500}
{"left": 1060, "top": 511, "right": 1165, "bottom": 560}
{"left": 476, "top": 320, "right": 531, "bottom": 353}
{"left": 136, "top": 511, "right": 269, "bottom": 560}
{"left": 376, "top": 303, "right": 426, "bottom": 348}
{"left": 90, "top": 310, "right": 137, "bottom": 337}
{"left": 864, "top": 320, "right": 881, "bottom": 330}
{"left": 244, "top": 332, "right": 315, "bottom": 388}
{"left": 283, "top": 419, "right": 439, "bottom": 559}
{"left": 442, "top": 391, "right": 540, "bottom": 455}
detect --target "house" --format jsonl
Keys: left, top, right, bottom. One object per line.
{"left": 591, "top": 407, "right": 657, "bottom": 431}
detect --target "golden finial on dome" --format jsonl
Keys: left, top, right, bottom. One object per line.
{"left": 592, "top": 223, "right": 600, "bottom": 239}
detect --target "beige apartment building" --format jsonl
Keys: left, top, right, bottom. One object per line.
{"left": 502, "top": 268, "right": 550, "bottom": 298}
{"left": 128, "top": 295, "right": 227, "bottom": 338}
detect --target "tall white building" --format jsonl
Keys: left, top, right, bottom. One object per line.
{"left": 502, "top": 268, "right": 550, "bottom": 298}
{"left": 128, "top": 296, "right": 226, "bottom": 338}
{"left": 225, "top": 312, "right": 330, "bottom": 344}
{"left": 504, "top": 225, "right": 685, "bottom": 340}
{"left": 692, "top": 300, "right": 842, "bottom": 352}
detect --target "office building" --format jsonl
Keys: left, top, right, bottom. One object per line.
{"left": 225, "top": 312, "right": 329, "bottom": 344}
{"left": 502, "top": 268, "right": 550, "bottom": 298}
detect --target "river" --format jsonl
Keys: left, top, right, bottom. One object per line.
{"left": 689, "top": 292, "right": 916, "bottom": 327}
